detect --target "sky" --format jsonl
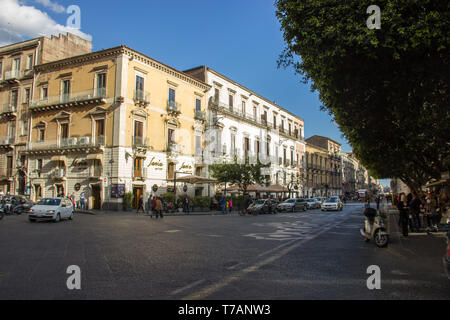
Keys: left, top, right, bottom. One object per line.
{"left": 0, "top": 0, "right": 391, "bottom": 187}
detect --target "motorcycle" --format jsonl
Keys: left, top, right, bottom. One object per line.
{"left": 360, "top": 208, "right": 389, "bottom": 248}
{"left": 0, "top": 205, "right": 4, "bottom": 220}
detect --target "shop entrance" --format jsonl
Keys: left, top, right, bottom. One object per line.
{"left": 92, "top": 185, "right": 101, "bottom": 210}
{"left": 133, "top": 186, "right": 143, "bottom": 209}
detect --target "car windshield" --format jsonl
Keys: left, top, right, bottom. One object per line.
{"left": 327, "top": 198, "right": 338, "bottom": 203}
{"left": 283, "top": 199, "right": 295, "bottom": 204}
{"left": 37, "top": 199, "right": 61, "bottom": 206}
{"left": 306, "top": 199, "right": 315, "bottom": 202}
{"left": 254, "top": 200, "right": 266, "bottom": 205}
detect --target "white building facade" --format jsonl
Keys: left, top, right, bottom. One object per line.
{"left": 184, "top": 66, "right": 306, "bottom": 194}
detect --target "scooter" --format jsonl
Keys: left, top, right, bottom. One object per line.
{"left": 360, "top": 208, "right": 389, "bottom": 248}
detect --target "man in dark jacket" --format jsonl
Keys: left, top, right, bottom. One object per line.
{"left": 409, "top": 193, "right": 422, "bottom": 232}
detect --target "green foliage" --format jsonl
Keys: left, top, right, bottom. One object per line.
{"left": 123, "top": 192, "right": 134, "bottom": 209}
{"left": 193, "top": 196, "right": 210, "bottom": 208}
{"left": 276, "top": 0, "right": 450, "bottom": 192}
{"left": 162, "top": 193, "right": 175, "bottom": 204}
{"left": 210, "top": 162, "right": 269, "bottom": 194}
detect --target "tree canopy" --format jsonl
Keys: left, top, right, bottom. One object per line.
{"left": 275, "top": 0, "right": 450, "bottom": 192}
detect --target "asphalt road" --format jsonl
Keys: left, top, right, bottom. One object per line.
{"left": 0, "top": 203, "right": 448, "bottom": 300}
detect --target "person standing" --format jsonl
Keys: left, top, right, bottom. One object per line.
{"left": 79, "top": 192, "right": 86, "bottom": 211}
{"left": 151, "top": 196, "right": 157, "bottom": 217}
{"left": 147, "top": 195, "right": 152, "bottom": 216}
{"left": 376, "top": 195, "right": 381, "bottom": 211}
{"left": 409, "top": 192, "right": 422, "bottom": 232}
{"left": 397, "top": 193, "right": 409, "bottom": 237}
{"left": 228, "top": 198, "right": 233, "bottom": 214}
{"left": 155, "top": 197, "right": 163, "bottom": 219}
{"left": 184, "top": 196, "right": 190, "bottom": 214}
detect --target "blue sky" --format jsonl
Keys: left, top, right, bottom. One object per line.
{"left": 0, "top": 0, "right": 390, "bottom": 186}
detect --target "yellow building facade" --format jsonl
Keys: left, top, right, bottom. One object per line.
{"left": 25, "top": 45, "right": 209, "bottom": 210}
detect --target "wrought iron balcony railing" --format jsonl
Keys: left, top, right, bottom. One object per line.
{"left": 30, "top": 88, "right": 107, "bottom": 109}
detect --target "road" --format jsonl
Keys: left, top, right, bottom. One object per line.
{"left": 0, "top": 203, "right": 448, "bottom": 300}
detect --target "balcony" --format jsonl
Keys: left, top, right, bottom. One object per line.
{"left": 167, "top": 100, "right": 181, "bottom": 116}
{"left": 0, "top": 168, "right": 13, "bottom": 180}
{"left": 30, "top": 89, "right": 107, "bottom": 112}
{"left": 209, "top": 100, "right": 270, "bottom": 129}
{"left": 132, "top": 136, "right": 150, "bottom": 149}
{"left": 0, "top": 104, "right": 17, "bottom": 118}
{"left": 49, "top": 168, "right": 66, "bottom": 180}
{"left": 133, "top": 89, "right": 150, "bottom": 107}
{"left": 27, "top": 135, "right": 104, "bottom": 153}
{"left": 0, "top": 136, "right": 15, "bottom": 148}
{"left": 167, "top": 143, "right": 179, "bottom": 156}
{"left": 194, "top": 110, "right": 206, "bottom": 121}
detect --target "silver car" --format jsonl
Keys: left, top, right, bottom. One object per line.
{"left": 29, "top": 198, "right": 74, "bottom": 222}
{"left": 321, "top": 197, "right": 344, "bottom": 211}
{"left": 306, "top": 199, "right": 320, "bottom": 209}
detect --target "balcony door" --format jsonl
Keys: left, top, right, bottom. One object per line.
{"left": 134, "top": 158, "right": 143, "bottom": 178}
{"left": 62, "top": 80, "right": 71, "bottom": 102}
{"left": 95, "top": 119, "right": 105, "bottom": 145}
{"left": 134, "top": 120, "right": 143, "bottom": 146}
{"left": 135, "top": 75, "right": 144, "bottom": 100}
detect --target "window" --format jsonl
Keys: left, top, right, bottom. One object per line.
{"left": 168, "top": 128, "right": 175, "bottom": 145}
{"left": 214, "top": 88, "right": 219, "bottom": 102}
{"left": 9, "top": 124, "right": 15, "bottom": 138}
{"left": 289, "top": 123, "right": 292, "bottom": 135}
{"left": 266, "top": 142, "right": 270, "bottom": 156}
{"left": 230, "top": 133, "right": 236, "bottom": 154}
{"left": 22, "top": 120, "right": 28, "bottom": 136}
{"left": 96, "top": 119, "right": 105, "bottom": 138}
{"left": 37, "top": 159, "right": 43, "bottom": 171}
{"left": 11, "top": 89, "right": 18, "bottom": 108}
{"left": 228, "top": 94, "right": 234, "bottom": 111}
{"left": 241, "top": 101, "right": 246, "bottom": 115}
{"left": 168, "top": 162, "right": 175, "bottom": 180}
{"left": 42, "top": 87, "right": 48, "bottom": 100}
{"left": 134, "top": 121, "right": 144, "bottom": 146}
{"left": 291, "top": 150, "right": 294, "bottom": 164}
{"left": 136, "top": 75, "right": 144, "bottom": 99}
{"left": 134, "top": 158, "right": 143, "bottom": 178}
{"left": 244, "top": 137, "right": 250, "bottom": 152}
{"left": 14, "top": 58, "right": 20, "bottom": 71}
{"left": 62, "top": 80, "right": 71, "bottom": 101}
{"left": 24, "top": 88, "right": 30, "bottom": 104}
{"left": 169, "top": 88, "right": 175, "bottom": 103}
{"left": 253, "top": 106, "right": 257, "bottom": 120}
{"left": 39, "top": 128, "right": 45, "bottom": 141}
{"left": 0, "top": 61, "right": 2, "bottom": 75}
{"left": 273, "top": 115, "right": 277, "bottom": 129}
{"left": 262, "top": 110, "right": 268, "bottom": 124}
{"left": 97, "top": 73, "right": 107, "bottom": 97}
{"left": 195, "top": 98, "right": 201, "bottom": 112}
{"left": 60, "top": 123, "right": 69, "bottom": 139}
{"left": 283, "top": 148, "right": 287, "bottom": 165}
{"left": 27, "top": 54, "right": 33, "bottom": 69}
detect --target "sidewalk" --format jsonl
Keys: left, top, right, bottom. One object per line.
{"left": 382, "top": 203, "right": 447, "bottom": 263}
{"left": 75, "top": 209, "right": 233, "bottom": 216}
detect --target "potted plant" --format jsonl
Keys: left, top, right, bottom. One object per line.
{"left": 123, "top": 192, "right": 134, "bottom": 211}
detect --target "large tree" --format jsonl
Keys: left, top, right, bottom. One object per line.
{"left": 275, "top": 0, "right": 450, "bottom": 192}
{"left": 210, "top": 163, "right": 267, "bottom": 195}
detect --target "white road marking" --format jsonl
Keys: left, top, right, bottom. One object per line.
{"left": 165, "top": 230, "right": 181, "bottom": 233}
{"left": 170, "top": 279, "right": 206, "bottom": 296}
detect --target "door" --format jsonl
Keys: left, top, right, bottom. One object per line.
{"left": 56, "top": 184, "right": 64, "bottom": 197}
{"left": 92, "top": 185, "right": 101, "bottom": 210}
{"left": 133, "top": 187, "right": 143, "bottom": 209}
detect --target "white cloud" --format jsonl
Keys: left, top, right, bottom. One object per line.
{"left": 34, "top": 0, "right": 65, "bottom": 14}
{"left": 0, "top": 0, "right": 92, "bottom": 46}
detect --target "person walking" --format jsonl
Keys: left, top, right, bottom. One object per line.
{"left": 151, "top": 196, "right": 157, "bottom": 217}
{"left": 136, "top": 196, "right": 145, "bottom": 214}
{"left": 376, "top": 195, "right": 381, "bottom": 211}
{"left": 147, "top": 195, "right": 152, "bottom": 216}
{"left": 228, "top": 198, "right": 233, "bottom": 214}
{"left": 155, "top": 197, "right": 163, "bottom": 219}
{"left": 220, "top": 196, "right": 226, "bottom": 214}
{"left": 396, "top": 193, "right": 409, "bottom": 237}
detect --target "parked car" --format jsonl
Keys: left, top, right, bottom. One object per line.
{"left": 248, "top": 199, "right": 274, "bottom": 214}
{"left": 321, "top": 197, "right": 344, "bottom": 211}
{"left": 305, "top": 198, "right": 320, "bottom": 209}
{"left": 315, "top": 197, "right": 326, "bottom": 205}
{"left": 28, "top": 198, "right": 74, "bottom": 222}
{"left": 277, "top": 198, "right": 308, "bottom": 213}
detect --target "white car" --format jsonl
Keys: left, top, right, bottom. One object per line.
{"left": 321, "top": 197, "right": 344, "bottom": 211}
{"left": 29, "top": 198, "right": 74, "bottom": 222}
{"left": 305, "top": 199, "right": 320, "bottom": 209}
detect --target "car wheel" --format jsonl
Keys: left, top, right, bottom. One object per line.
{"left": 54, "top": 213, "right": 61, "bottom": 223}
{"left": 291, "top": 206, "right": 295, "bottom": 213}
{"left": 69, "top": 212, "right": 74, "bottom": 220}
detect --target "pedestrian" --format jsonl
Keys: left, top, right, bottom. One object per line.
{"left": 376, "top": 195, "right": 381, "bottom": 211}
{"left": 184, "top": 196, "right": 190, "bottom": 214}
{"left": 267, "top": 198, "right": 272, "bottom": 214}
{"left": 147, "top": 195, "right": 152, "bottom": 216}
{"left": 244, "top": 194, "right": 251, "bottom": 214}
{"left": 220, "top": 196, "right": 226, "bottom": 214}
{"left": 79, "top": 192, "right": 86, "bottom": 211}
{"left": 136, "top": 196, "right": 145, "bottom": 214}
{"left": 396, "top": 193, "right": 409, "bottom": 237}
{"left": 228, "top": 198, "right": 233, "bottom": 214}
{"left": 155, "top": 197, "right": 163, "bottom": 218}
{"left": 409, "top": 192, "right": 422, "bottom": 232}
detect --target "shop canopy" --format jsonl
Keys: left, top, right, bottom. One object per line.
{"left": 169, "top": 175, "right": 217, "bottom": 184}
